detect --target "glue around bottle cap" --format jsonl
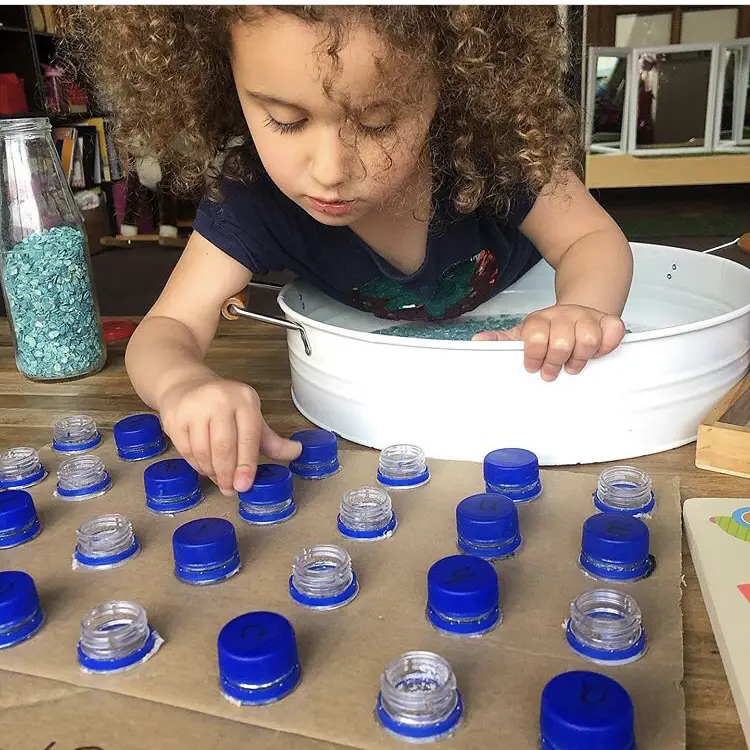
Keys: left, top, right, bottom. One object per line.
{"left": 376, "top": 650, "right": 463, "bottom": 742}
{"left": 0, "top": 447, "right": 47, "bottom": 489}
{"left": 456, "top": 493, "right": 522, "bottom": 560}
{"left": 580, "top": 513, "right": 653, "bottom": 582}
{"left": 173, "top": 518, "right": 241, "bottom": 585}
{"left": 288, "top": 429, "right": 339, "bottom": 479}
{"left": 143, "top": 458, "right": 203, "bottom": 513}
{"left": 0, "top": 571, "right": 45, "bottom": 649}
{"left": 238, "top": 464, "right": 296, "bottom": 525}
{"left": 74, "top": 514, "right": 140, "bottom": 569}
{"left": 565, "top": 589, "right": 647, "bottom": 666}
{"left": 289, "top": 544, "right": 358, "bottom": 610}
{"left": 113, "top": 414, "right": 168, "bottom": 461}
{"left": 52, "top": 415, "right": 102, "bottom": 453}
{"left": 540, "top": 670, "right": 636, "bottom": 750}
{"left": 0, "top": 490, "right": 41, "bottom": 549}
{"left": 483, "top": 448, "right": 542, "bottom": 503}
{"left": 594, "top": 466, "right": 655, "bottom": 516}
{"left": 218, "top": 611, "right": 302, "bottom": 705}
{"left": 427, "top": 555, "right": 501, "bottom": 636}
{"left": 55, "top": 455, "right": 112, "bottom": 501}
{"left": 77, "top": 600, "right": 161, "bottom": 673}
{"left": 377, "top": 444, "right": 430, "bottom": 489}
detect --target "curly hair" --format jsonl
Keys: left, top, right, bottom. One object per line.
{"left": 56, "top": 5, "right": 580, "bottom": 215}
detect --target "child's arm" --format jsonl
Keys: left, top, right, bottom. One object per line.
{"left": 474, "top": 171, "right": 633, "bottom": 381}
{"left": 125, "top": 232, "right": 301, "bottom": 495}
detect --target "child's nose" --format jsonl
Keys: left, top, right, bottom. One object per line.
{"left": 310, "top": 132, "right": 353, "bottom": 190}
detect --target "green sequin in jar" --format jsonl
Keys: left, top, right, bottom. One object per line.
{"left": 0, "top": 118, "right": 106, "bottom": 381}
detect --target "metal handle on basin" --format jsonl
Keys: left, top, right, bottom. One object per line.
{"left": 701, "top": 233, "right": 750, "bottom": 255}
{"left": 221, "top": 284, "right": 312, "bottom": 356}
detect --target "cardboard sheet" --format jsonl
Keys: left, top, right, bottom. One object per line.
{"left": 684, "top": 497, "right": 750, "bottom": 745}
{"left": 0, "top": 442, "right": 685, "bottom": 749}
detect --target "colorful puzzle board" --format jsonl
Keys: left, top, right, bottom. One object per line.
{"left": 684, "top": 496, "right": 750, "bottom": 746}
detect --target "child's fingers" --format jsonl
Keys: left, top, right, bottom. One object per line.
{"left": 209, "top": 415, "right": 238, "bottom": 497}
{"left": 597, "top": 315, "right": 627, "bottom": 356}
{"left": 260, "top": 419, "right": 303, "bottom": 462}
{"left": 187, "top": 421, "right": 215, "bottom": 480}
{"left": 233, "top": 406, "right": 262, "bottom": 493}
{"left": 539, "top": 317, "right": 574, "bottom": 381}
{"left": 168, "top": 422, "right": 201, "bottom": 475}
{"left": 520, "top": 317, "right": 551, "bottom": 373}
{"left": 565, "top": 319, "right": 603, "bottom": 374}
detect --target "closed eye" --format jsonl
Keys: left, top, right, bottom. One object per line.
{"left": 264, "top": 114, "right": 306, "bottom": 135}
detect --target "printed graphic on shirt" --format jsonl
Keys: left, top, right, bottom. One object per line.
{"left": 351, "top": 249, "right": 499, "bottom": 321}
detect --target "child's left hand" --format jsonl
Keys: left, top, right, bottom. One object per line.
{"left": 472, "top": 304, "right": 626, "bottom": 381}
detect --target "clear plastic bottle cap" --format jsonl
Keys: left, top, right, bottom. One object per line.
{"left": 55, "top": 455, "right": 112, "bottom": 501}
{"left": 594, "top": 466, "right": 655, "bottom": 515}
{"left": 337, "top": 486, "right": 397, "bottom": 540}
{"left": 540, "top": 670, "right": 636, "bottom": 750}
{"left": 579, "top": 513, "right": 653, "bottom": 582}
{"left": 55, "top": 455, "right": 112, "bottom": 500}
{"left": 289, "top": 544, "right": 358, "bottom": 610}
{"left": 77, "top": 600, "right": 162, "bottom": 673}
{"left": 426, "top": 555, "right": 501, "bottom": 637}
{"left": 565, "top": 589, "right": 647, "bottom": 666}
{"left": 172, "top": 518, "right": 241, "bottom": 585}
{"left": 0, "top": 447, "right": 47, "bottom": 489}
{"left": 376, "top": 650, "right": 463, "bottom": 743}
{"left": 288, "top": 429, "right": 340, "bottom": 479}
{"left": 377, "top": 444, "right": 430, "bottom": 489}
{"left": 143, "top": 458, "right": 203, "bottom": 514}
{"left": 238, "top": 464, "right": 296, "bottom": 525}
{"left": 113, "top": 413, "right": 168, "bottom": 461}
{"left": 0, "top": 490, "right": 41, "bottom": 549}
{"left": 52, "top": 414, "right": 101, "bottom": 453}
{"left": 74, "top": 514, "right": 140, "bottom": 569}
{"left": 218, "top": 611, "right": 301, "bottom": 705}
{"left": 0, "top": 570, "right": 45, "bottom": 649}
{"left": 483, "top": 448, "right": 542, "bottom": 503}
{"left": 456, "top": 493, "right": 522, "bottom": 560}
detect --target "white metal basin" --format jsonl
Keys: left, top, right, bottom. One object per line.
{"left": 276, "top": 243, "right": 750, "bottom": 465}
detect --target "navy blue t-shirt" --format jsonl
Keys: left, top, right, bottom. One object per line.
{"left": 193, "top": 173, "right": 541, "bottom": 322}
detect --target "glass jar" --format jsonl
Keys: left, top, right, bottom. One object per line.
{"left": 0, "top": 117, "right": 106, "bottom": 381}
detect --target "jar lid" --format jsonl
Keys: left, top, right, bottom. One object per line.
{"left": 581, "top": 513, "right": 650, "bottom": 569}
{"left": 103, "top": 319, "right": 137, "bottom": 343}
{"left": 144, "top": 458, "right": 202, "bottom": 512}
{"left": 288, "top": 429, "right": 339, "bottom": 478}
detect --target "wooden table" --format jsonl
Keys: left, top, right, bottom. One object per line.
{"left": 0, "top": 318, "right": 747, "bottom": 749}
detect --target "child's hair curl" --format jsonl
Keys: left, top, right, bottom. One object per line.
{"left": 56, "top": 5, "right": 580, "bottom": 215}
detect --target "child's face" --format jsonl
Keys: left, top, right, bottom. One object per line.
{"left": 231, "top": 13, "right": 437, "bottom": 225}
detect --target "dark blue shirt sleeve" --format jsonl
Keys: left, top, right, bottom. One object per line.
{"left": 192, "top": 181, "right": 286, "bottom": 276}
{"left": 505, "top": 184, "right": 538, "bottom": 228}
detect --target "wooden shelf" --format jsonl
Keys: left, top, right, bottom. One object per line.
{"left": 586, "top": 153, "right": 750, "bottom": 189}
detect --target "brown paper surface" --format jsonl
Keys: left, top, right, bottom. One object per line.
{"left": 0, "top": 442, "right": 685, "bottom": 749}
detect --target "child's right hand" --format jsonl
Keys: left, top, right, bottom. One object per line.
{"left": 158, "top": 376, "right": 302, "bottom": 497}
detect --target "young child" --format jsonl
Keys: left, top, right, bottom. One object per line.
{"left": 61, "top": 6, "right": 633, "bottom": 497}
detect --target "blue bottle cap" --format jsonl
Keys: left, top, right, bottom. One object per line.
{"left": 173, "top": 518, "right": 241, "bottom": 585}
{"left": 580, "top": 513, "right": 653, "bottom": 582}
{"left": 238, "top": 464, "right": 296, "bottom": 524}
{"left": 288, "top": 429, "right": 339, "bottom": 478}
{"left": 456, "top": 493, "right": 522, "bottom": 559}
{"left": 483, "top": 448, "right": 542, "bottom": 502}
{"left": 427, "top": 555, "right": 501, "bottom": 636}
{"left": 540, "top": 671, "right": 636, "bottom": 750}
{"left": 113, "top": 414, "right": 168, "bottom": 461}
{"left": 144, "top": 458, "right": 203, "bottom": 513}
{"left": 0, "top": 571, "right": 45, "bottom": 648}
{"left": 218, "top": 611, "right": 302, "bottom": 705}
{"left": 0, "top": 490, "right": 41, "bottom": 549}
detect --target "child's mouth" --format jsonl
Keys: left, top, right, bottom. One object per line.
{"left": 307, "top": 196, "right": 357, "bottom": 217}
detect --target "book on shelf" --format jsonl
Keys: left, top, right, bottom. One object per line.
{"left": 52, "top": 116, "right": 123, "bottom": 189}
